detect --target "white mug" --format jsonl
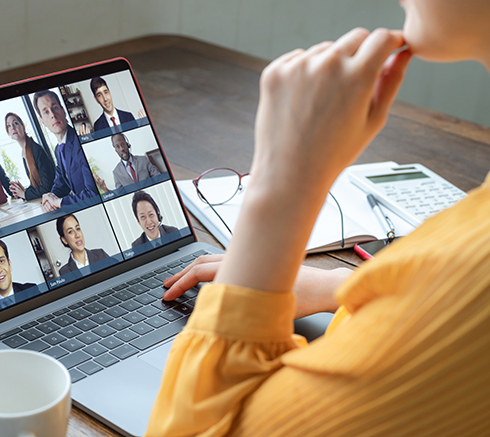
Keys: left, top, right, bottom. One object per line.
{"left": 0, "top": 350, "right": 71, "bottom": 437}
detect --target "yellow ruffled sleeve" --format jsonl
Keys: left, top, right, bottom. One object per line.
{"left": 144, "top": 283, "right": 304, "bottom": 437}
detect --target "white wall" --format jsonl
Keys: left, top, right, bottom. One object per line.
{"left": 1, "top": 0, "right": 489, "bottom": 128}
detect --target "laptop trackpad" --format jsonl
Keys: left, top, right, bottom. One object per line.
{"left": 139, "top": 340, "right": 174, "bottom": 371}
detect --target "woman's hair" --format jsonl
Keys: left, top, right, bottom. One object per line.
{"left": 4, "top": 112, "right": 42, "bottom": 189}
{"left": 4, "top": 112, "right": 23, "bottom": 135}
{"left": 56, "top": 214, "right": 79, "bottom": 248}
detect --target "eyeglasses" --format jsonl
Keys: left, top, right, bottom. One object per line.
{"left": 193, "top": 167, "right": 344, "bottom": 248}
{"left": 193, "top": 168, "right": 249, "bottom": 235}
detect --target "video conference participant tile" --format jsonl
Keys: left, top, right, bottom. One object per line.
{"left": 28, "top": 204, "right": 123, "bottom": 290}
{"left": 0, "top": 231, "right": 48, "bottom": 310}
{"left": 103, "top": 181, "right": 191, "bottom": 260}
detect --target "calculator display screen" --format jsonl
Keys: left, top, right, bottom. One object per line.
{"left": 367, "top": 171, "right": 430, "bottom": 184}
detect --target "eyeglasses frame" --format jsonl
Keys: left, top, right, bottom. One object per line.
{"left": 192, "top": 167, "right": 344, "bottom": 248}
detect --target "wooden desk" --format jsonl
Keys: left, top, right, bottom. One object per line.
{"left": 1, "top": 35, "right": 489, "bottom": 436}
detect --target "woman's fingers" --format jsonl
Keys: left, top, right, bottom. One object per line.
{"left": 349, "top": 29, "right": 410, "bottom": 130}
{"left": 355, "top": 29, "right": 405, "bottom": 76}
{"left": 370, "top": 48, "right": 412, "bottom": 126}
{"left": 267, "top": 48, "right": 305, "bottom": 68}
{"left": 163, "top": 254, "right": 224, "bottom": 287}
{"left": 163, "top": 262, "right": 221, "bottom": 300}
{"left": 162, "top": 254, "right": 224, "bottom": 300}
{"left": 305, "top": 41, "right": 334, "bottom": 55}
{"left": 330, "top": 27, "right": 370, "bottom": 56}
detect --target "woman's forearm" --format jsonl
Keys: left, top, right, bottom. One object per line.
{"left": 215, "top": 29, "right": 410, "bottom": 294}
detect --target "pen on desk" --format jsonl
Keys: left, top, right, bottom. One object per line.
{"left": 367, "top": 194, "right": 395, "bottom": 241}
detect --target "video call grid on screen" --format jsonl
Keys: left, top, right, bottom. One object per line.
{"left": 0, "top": 59, "right": 193, "bottom": 312}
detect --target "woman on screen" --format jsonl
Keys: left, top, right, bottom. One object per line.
{"left": 4, "top": 112, "right": 56, "bottom": 200}
{"left": 56, "top": 214, "right": 109, "bottom": 275}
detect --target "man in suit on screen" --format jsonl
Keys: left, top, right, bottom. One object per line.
{"left": 90, "top": 76, "right": 140, "bottom": 131}
{"left": 33, "top": 90, "right": 98, "bottom": 212}
{"left": 131, "top": 190, "right": 178, "bottom": 248}
{"left": 111, "top": 133, "right": 161, "bottom": 188}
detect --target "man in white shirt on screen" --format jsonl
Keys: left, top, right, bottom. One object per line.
{"left": 90, "top": 76, "right": 145, "bottom": 131}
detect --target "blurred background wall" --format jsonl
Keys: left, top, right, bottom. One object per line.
{"left": 1, "top": 0, "right": 489, "bottom": 127}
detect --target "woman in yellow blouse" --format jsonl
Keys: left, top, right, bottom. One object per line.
{"left": 146, "top": 1, "right": 490, "bottom": 436}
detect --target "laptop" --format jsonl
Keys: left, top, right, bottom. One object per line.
{"left": 0, "top": 58, "right": 223, "bottom": 436}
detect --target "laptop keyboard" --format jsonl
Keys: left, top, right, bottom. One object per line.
{"left": 0, "top": 250, "right": 209, "bottom": 383}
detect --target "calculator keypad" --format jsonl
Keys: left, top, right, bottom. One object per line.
{"left": 380, "top": 180, "right": 466, "bottom": 220}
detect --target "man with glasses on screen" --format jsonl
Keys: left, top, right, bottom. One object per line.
{"left": 33, "top": 90, "right": 98, "bottom": 212}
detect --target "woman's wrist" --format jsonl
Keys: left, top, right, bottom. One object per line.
{"left": 293, "top": 266, "right": 353, "bottom": 318}
{"left": 215, "top": 180, "right": 327, "bottom": 293}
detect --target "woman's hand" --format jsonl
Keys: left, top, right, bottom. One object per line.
{"left": 9, "top": 181, "right": 26, "bottom": 200}
{"left": 163, "top": 255, "right": 226, "bottom": 300}
{"left": 163, "top": 255, "right": 353, "bottom": 319}
{"left": 214, "top": 28, "right": 411, "bottom": 293}
{"left": 252, "top": 28, "right": 410, "bottom": 197}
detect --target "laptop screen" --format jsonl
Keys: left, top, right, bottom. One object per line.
{"left": 0, "top": 59, "right": 193, "bottom": 315}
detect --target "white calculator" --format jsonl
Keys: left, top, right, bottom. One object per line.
{"left": 348, "top": 162, "right": 467, "bottom": 227}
